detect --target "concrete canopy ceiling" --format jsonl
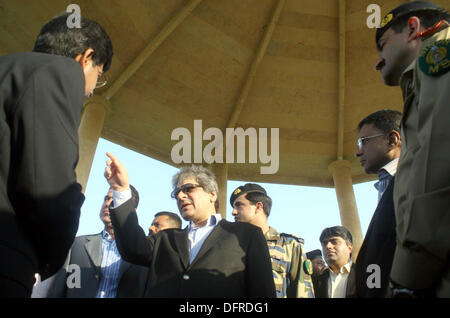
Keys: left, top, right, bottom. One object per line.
{"left": 3, "top": 0, "right": 445, "bottom": 187}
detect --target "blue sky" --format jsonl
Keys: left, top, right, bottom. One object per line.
{"left": 79, "top": 138, "right": 378, "bottom": 253}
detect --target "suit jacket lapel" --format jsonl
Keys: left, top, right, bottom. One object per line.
{"left": 346, "top": 263, "right": 357, "bottom": 298}
{"left": 119, "top": 260, "right": 131, "bottom": 279}
{"left": 188, "top": 220, "right": 226, "bottom": 269}
{"left": 174, "top": 227, "right": 190, "bottom": 270}
{"left": 85, "top": 233, "right": 103, "bottom": 270}
{"left": 318, "top": 269, "right": 329, "bottom": 298}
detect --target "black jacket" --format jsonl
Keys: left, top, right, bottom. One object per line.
{"left": 355, "top": 178, "right": 396, "bottom": 298}
{"left": 0, "top": 52, "right": 85, "bottom": 293}
{"left": 110, "top": 199, "right": 276, "bottom": 298}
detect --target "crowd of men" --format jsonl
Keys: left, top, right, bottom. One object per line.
{"left": 0, "top": 1, "right": 449, "bottom": 298}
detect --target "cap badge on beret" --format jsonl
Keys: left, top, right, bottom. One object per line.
{"left": 419, "top": 39, "right": 450, "bottom": 76}
{"left": 233, "top": 188, "right": 241, "bottom": 195}
{"left": 303, "top": 259, "right": 313, "bottom": 276}
{"left": 380, "top": 13, "right": 393, "bottom": 28}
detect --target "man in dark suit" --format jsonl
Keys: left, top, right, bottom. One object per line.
{"left": 312, "top": 226, "right": 356, "bottom": 298}
{"left": 354, "top": 110, "right": 402, "bottom": 298}
{"left": 104, "top": 152, "right": 276, "bottom": 298}
{"left": 148, "top": 211, "right": 182, "bottom": 235}
{"left": 0, "top": 12, "right": 113, "bottom": 297}
{"left": 43, "top": 186, "right": 148, "bottom": 298}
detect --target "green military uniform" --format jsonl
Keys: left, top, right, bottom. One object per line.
{"left": 391, "top": 19, "right": 450, "bottom": 297}
{"left": 265, "top": 227, "right": 314, "bottom": 298}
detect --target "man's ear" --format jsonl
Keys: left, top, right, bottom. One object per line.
{"left": 348, "top": 243, "right": 353, "bottom": 254}
{"left": 74, "top": 48, "right": 95, "bottom": 70}
{"left": 255, "top": 201, "right": 264, "bottom": 213}
{"left": 407, "top": 16, "right": 421, "bottom": 42}
{"left": 387, "top": 130, "right": 401, "bottom": 148}
{"left": 210, "top": 191, "right": 218, "bottom": 204}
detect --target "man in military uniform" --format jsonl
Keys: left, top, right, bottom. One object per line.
{"left": 374, "top": 1, "right": 450, "bottom": 297}
{"left": 230, "top": 183, "right": 314, "bottom": 298}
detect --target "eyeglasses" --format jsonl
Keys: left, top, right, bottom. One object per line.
{"left": 357, "top": 134, "right": 385, "bottom": 151}
{"left": 95, "top": 68, "right": 108, "bottom": 88}
{"left": 171, "top": 183, "right": 203, "bottom": 199}
{"left": 104, "top": 195, "right": 113, "bottom": 202}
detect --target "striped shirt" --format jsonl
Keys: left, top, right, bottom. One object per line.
{"left": 96, "top": 230, "right": 122, "bottom": 298}
{"left": 374, "top": 158, "right": 399, "bottom": 202}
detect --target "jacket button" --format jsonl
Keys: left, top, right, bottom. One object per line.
{"left": 182, "top": 274, "right": 190, "bottom": 280}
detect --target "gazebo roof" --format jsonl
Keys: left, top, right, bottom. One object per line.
{"left": 2, "top": 0, "right": 437, "bottom": 187}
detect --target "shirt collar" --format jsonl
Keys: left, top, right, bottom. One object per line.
{"left": 330, "top": 260, "right": 353, "bottom": 275}
{"left": 101, "top": 229, "right": 114, "bottom": 242}
{"left": 378, "top": 158, "right": 399, "bottom": 178}
{"left": 343, "top": 260, "right": 353, "bottom": 273}
{"left": 188, "top": 213, "right": 222, "bottom": 230}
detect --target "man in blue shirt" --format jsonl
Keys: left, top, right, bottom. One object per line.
{"left": 42, "top": 185, "right": 148, "bottom": 298}
{"left": 354, "top": 110, "right": 402, "bottom": 297}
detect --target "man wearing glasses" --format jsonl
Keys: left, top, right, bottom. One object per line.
{"left": 0, "top": 12, "right": 113, "bottom": 297}
{"left": 354, "top": 110, "right": 402, "bottom": 298}
{"left": 104, "top": 153, "right": 276, "bottom": 297}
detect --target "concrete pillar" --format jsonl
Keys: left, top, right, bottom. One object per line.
{"left": 328, "top": 159, "right": 363, "bottom": 261}
{"left": 209, "top": 163, "right": 228, "bottom": 219}
{"left": 75, "top": 95, "right": 111, "bottom": 192}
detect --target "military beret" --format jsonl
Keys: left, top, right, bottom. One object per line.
{"left": 306, "top": 249, "right": 322, "bottom": 260}
{"left": 230, "top": 183, "right": 267, "bottom": 207}
{"left": 376, "top": 1, "right": 448, "bottom": 45}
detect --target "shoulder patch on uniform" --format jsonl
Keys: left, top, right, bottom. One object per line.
{"left": 280, "top": 233, "right": 304, "bottom": 244}
{"left": 303, "top": 259, "right": 313, "bottom": 276}
{"left": 419, "top": 39, "right": 450, "bottom": 76}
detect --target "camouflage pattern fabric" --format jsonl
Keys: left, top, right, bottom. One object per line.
{"left": 265, "top": 227, "right": 315, "bottom": 298}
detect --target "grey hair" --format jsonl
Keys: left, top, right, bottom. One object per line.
{"left": 172, "top": 165, "right": 219, "bottom": 210}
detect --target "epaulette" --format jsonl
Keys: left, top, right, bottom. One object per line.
{"left": 280, "top": 233, "right": 304, "bottom": 245}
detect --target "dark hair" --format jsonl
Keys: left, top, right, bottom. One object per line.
{"left": 391, "top": 10, "right": 450, "bottom": 33}
{"left": 245, "top": 192, "right": 273, "bottom": 217}
{"left": 319, "top": 226, "right": 353, "bottom": 246}
{"left": 33, "top": 12, "right": 113, "bottom": 71}
{"left": 172, "top": 165, "right": 219, "bottom": 211}
{"left": 130, "top": 184, "right": 139, "bottom": 208}
{"left": 357, "top": 109, "right": 402, "bottom": 134}
{"left": 154, "top": 211, "right": 182, "bottom": 229}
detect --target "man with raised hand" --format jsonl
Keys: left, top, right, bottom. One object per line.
{"left": 104, "top": 152, "right": 275, "bottom": 297}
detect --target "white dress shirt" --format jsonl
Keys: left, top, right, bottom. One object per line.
{"left": 328, "top": 260, "right": 353, "bottom": 298}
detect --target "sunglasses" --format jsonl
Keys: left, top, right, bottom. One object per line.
{"left": 171, "top": 183, "right": 203, "bottom": 199}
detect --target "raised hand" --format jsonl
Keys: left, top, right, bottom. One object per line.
{"left": 104, "top": 152, "right": 130, "bottom": 191}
